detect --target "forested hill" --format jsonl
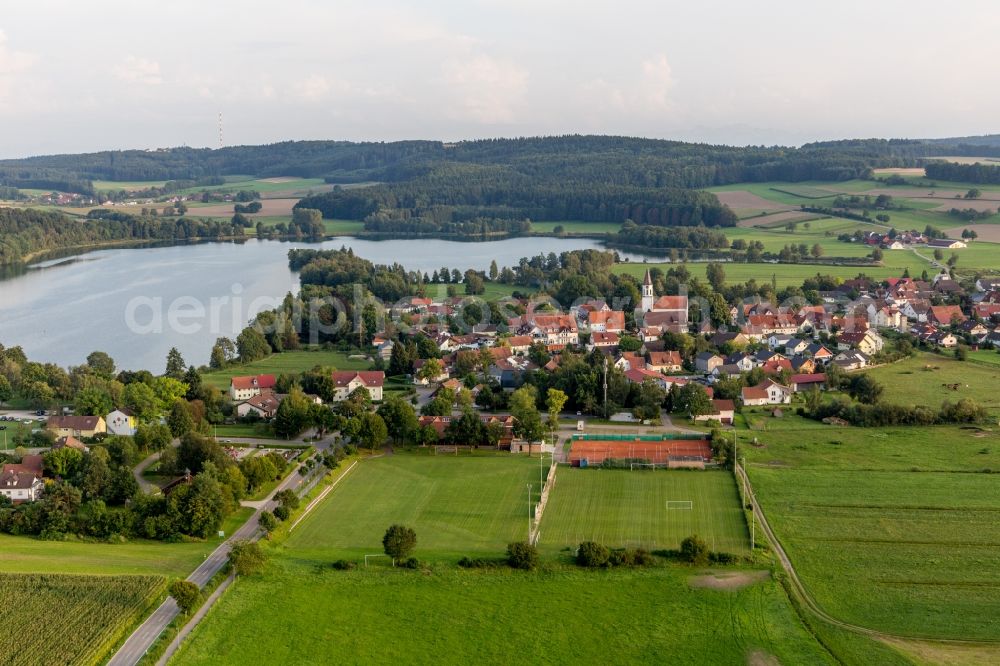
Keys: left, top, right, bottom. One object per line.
{"left": 4, "top": 134, "right": 994, "bottom": 195}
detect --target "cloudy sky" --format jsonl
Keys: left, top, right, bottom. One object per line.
{"left": 1, "top": 0, "right": 997, "bottom": 157}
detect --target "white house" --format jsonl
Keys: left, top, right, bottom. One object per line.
{"left": 741, "top": 380, "right": 792, "bottom": 406}
{"left": 693, "top": 399, "right": 735, "bottom": 425}
{"left": 106, "top": 408, "right": 137, "bottom": 437}
{"left": 331, "top": 371, "right": 385, "bottom": 402}
{"left": 0, "top": 471, "right": 44, "bottom": 503}
{"left": 230, "top": 374, "right": 277, "bottom": 401}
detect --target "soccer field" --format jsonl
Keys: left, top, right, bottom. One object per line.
{"left": 538, "top": 469, "right": 750, "bottom": 555}
{"left": 286, "top": 454, "right": 541, "bottom": 559}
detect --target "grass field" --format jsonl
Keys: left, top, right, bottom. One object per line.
{"left": 0, "top": 573, "right": 166, "bottom": 666}
{"left": 865, "top": 351, "right": 1000, "bottom": 417}
{"left": 745, "top": 424, "right": 1000, "bottom": 642}
{"left": 539, "top": 469, "right": 749, "bottom": 555}
{"left": 171, "top": 560, "right": 845, "bottom": 666}
{"left": 530, "top": 220, "right": 622, "bottom": 234}
{"left": 615, "top": 261, "right": 902, "bottom": 288}
{"left": 0, "top": 508, "right": 253, "bottom": 576}
{"left": 201, "top": 348, "right": 372, "bottom": 390}
{"left": 286, "top": 455, "right": 541, "bottom": 559}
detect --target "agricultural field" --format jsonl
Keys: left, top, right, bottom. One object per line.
{"left": 865, "top": 352, "right": 1000, "bottom": 417}
{"left": 538, "top": 469, "right": 749, "bottom": 555}
{"left": 201, "top": 348, "right": 373, "bottom": 390}
{"left": 615, "top": 261, "right": 902, "bottom": 289}
{"left": 0, "top": 573, "right": 165, "bottom": 666}
{"left": 745, "top": 425, "right": 1000, "bottom": 642}
{"left": 0, "top": 508, "right": 253, "bottom": 576}
{"left": 286, "top": 454, "right": 541, "bottom": 560}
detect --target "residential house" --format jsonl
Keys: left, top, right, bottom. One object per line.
{"left": 804, "top": 343, "right": 834, "bottom": 362}
{"left": 106, "top": 408, "right": 137, "bottom": 436}
{"left": 505, "top": 335, "right": 534, "bottom": 356}
{"left": 693, "top": 400, "right": 735, "bottom": 425}
{"left": 237, "top": 393, "right": 283, "bottom": 419}
{"left": 46, "top": 416, "right": 106, "bottom": 439}
{"left": 230, "top": 374, "right": 277, "bottom": 401}
{"left": 741, "top": 380, "right": 792, "bottom": 406}
{"left": 614, "top": 353, "right": 645, "bottom": 372}
{"left": 331, "top": 371, "right": 385, "bottom": 401}
{"left": 624, "top": 367, "right": 671, "bottom": 390}
{"left": 831, "top": 351, "right": 870, "bottom": 371}
{"left": 412, "top": 358, "right": 450, "bottom": 385}
{"left": 589, "top": 332, "right": 620, "bottom": 350}
{"left": 647, "top": 351, "right": 683, "bottom": 373}
{"left": 508, "top": 314, "right": 580, "bottom": 346}
{"left": 695, "top": 352, "right": 724, "bottom": 374}
{"left": 0, "top": 470, "right": 43, "bottom": 503}
{"left": 52, "top": 436, "right": 88, "bottom": 453}
{"left": 926, "top": 330, "right": 958, "bottom": 348}
{"left": 929, "top": 305, "right": 967, "bottom": 327}
{"left": 837, "top": 329, "right": 884, "bottom": 355}
{"left": 587, "top": 310, "right": 626, "bottom": 333}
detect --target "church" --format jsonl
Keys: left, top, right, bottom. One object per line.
{"left": 639, "top": 269, "right": 688, "bottom": 334}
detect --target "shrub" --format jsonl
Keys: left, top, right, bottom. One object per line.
{"left": 331, "top": 559, "right": 356, "bottom": 570}
{"left": 680, "top": 535, "right": 709, "bottom": 566}
{"left": 506, "top": 541, "right": 539, "bottom": 570}
{"left": 169, "top": 580, "right": 200, "bottom": 614}
{"left": 708, "top": 551, "right": 739, "bottom": 564}
{"left": 402, "top": 557, "right": 420, "bottom": 569}
{"left": 576, "top": 541, "right": 610, "bottom": 568}
{"left": 272, "top": 505, "right": 290, "bottom": 521}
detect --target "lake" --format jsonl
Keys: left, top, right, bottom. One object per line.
{"left": 0, "top": 236, "right": 656, "bottom": 371}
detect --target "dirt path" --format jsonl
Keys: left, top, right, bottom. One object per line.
{"left": 735, "top": 462, "right": 1000, "bottom": 649}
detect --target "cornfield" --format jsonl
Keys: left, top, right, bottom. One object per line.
{"left": 0, "top": 573, "right": 166, "bottom": 666}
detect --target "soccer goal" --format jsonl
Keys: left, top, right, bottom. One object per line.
{"left": 630, "top": 462, "right": 668, "bottom": 471}
{"left": 665, "top": 500, "right": 693, "bottom": 510}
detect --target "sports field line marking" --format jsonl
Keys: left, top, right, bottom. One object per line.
{"left": 289, "top": 460, "right": 358, "bottom": 533}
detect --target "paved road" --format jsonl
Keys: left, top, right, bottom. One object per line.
{"left": 132, "top": 439, "right": 180, "bottom": 494}
{"left": 108, "top": 460, "right": 313, "bottom": 666}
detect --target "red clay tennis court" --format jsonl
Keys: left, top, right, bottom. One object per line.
{"left": 568, "top": 438, "right": 712, "bottom": 466}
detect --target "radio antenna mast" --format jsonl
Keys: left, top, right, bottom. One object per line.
{"left": 218, "top": 112, "right": 223, "bottom": 148}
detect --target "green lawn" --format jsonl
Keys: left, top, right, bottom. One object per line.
{"left": 969, "top": 349, "right": 1000, "bottom": 367}
{"left": 865, "top": 352, "right": 1000, "bottom": 417}
{"left": 285, "top": 455, "right": 541, "bottom": 559}
{"left": 539, "top": 468, "right": 749, "bottom": 555}
{"left": 202, "top": 348, "right": 372, "bottom": 390}
{"left": 212, "top": 423, "right": 279, "bottom": 440}
{"left": 171, "top": 561, "right": 845, "bottom": 666}
{"left": 745, "top": 424, "right": 1000, "bottom": 642}
{"left": 92, "top": 179, "right": 170, "bottom": 191}
{"left": 0, "top": 508, "right": 253, "bottom": 577}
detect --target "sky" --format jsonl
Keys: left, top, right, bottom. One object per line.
{"left": 1, "top": 0, "right": 998, "bottom": 157}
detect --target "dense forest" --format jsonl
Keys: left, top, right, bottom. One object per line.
{"left": 0, "top": 208, "right": 247, "bottom": 264}
{"left": 924, "top": 161, "right": 1000, "bottom": 185}
{"left": 300, "top": 163, "right": 739, "bottom": 228}
{"left": 6, "top": 134, "right": 998, "bottom": 194}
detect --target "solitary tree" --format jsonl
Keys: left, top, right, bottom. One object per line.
{"left": 165, "top": 347, "right": 186, "bottom": 379}
{"left": 382, "top": 524, "right": 417, "bottom": 563}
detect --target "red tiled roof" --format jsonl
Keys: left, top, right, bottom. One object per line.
{"left": 230, "top": 374, "right": 277, "bottom": 391}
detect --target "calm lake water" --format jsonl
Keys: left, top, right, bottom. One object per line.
{"left": 0, "top": 236, "right": 655, "bottom": 371}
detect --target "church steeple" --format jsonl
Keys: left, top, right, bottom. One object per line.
{"left": 641, "top": 269, "right": 654, "bottom": 312}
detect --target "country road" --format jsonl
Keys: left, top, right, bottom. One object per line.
{"left": 107, "top": 458, "right": 318, "bottom": 666}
